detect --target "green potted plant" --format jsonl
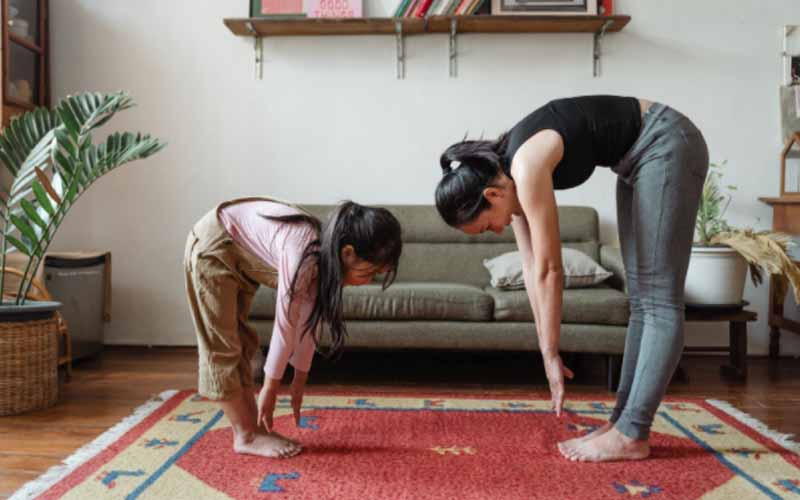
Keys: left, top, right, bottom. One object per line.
{"left": 0, "top": 92, "right": 165, "bottom": 415}
{"left": 685, "top": 161, "right": 800, "bottom": 306}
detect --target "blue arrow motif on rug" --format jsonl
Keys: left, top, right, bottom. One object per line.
{"left": 260, "top": 472, "right": 300, "bottom": 493}
{"left": 298, "top": 416, "right": 319, "bottom": 430}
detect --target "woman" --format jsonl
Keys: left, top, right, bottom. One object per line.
{"left": 434, "top": 95, "right": 709, "bottom": 462}
{"left": 185, "top": 198, "right": 402, "bottom": 458}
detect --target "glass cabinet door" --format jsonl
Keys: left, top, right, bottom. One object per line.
{"left": 4, "top": 0, "right": 46, "bottom": 112}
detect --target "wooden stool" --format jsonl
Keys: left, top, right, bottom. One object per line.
{"left": 606, "top": 303, "right": 756, "bottom": 391}
{"left": 682, "top": 302, "right": 757, "bottom": 381}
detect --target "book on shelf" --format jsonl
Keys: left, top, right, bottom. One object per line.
{"left": 414, "top": 0, "right": 434, "bottom": 17}
{"left": 392, "top": 0, "right": 486, "bottom": 17}
{"left": 393, "top": 0, "right": 411, "bottom": 16}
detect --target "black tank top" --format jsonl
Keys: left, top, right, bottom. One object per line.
{"left": 503, "top": 95, "right": 642, "bottom": 190}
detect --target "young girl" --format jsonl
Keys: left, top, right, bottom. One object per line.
{"left": 435, "top": 95, "right": 708, "bottom": 462}
{"left": 184, "top": 197, "right": 402, "bottom": 458}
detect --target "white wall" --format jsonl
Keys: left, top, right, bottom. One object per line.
{"left": 49, "top": 0, "right": 800, "bottom": 355}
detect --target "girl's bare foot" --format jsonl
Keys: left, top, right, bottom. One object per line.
{"left": 562, "top": 427, "right": 650, "bottom": 462}
{"left": 558, "top": 421, "right": 613, "bottom": 459}
{"left": 233, "top": 430, "right": 303, "bottom": 458}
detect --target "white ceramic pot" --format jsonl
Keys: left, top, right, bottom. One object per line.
{"left": 684, "top": 245, "right": 748, "bottom": 306}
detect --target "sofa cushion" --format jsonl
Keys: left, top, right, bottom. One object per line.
{"left": 343, "top": 283, "right": 494, "bottom": 321}
{"left": 482, "top": 248, "right": 613, "bottom": 290}
{"left": 485, "top": 284, "right": 629, "bottom": 325}
{"left": 249, "top": 283, "right": 495, "bottom": 322}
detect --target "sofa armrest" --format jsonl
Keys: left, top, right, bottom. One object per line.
{"left": 600, "top": 245, "right": 627, "bottom": 294}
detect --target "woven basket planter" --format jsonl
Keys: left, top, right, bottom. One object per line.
{"left": 0, "top": 302, "right": 61, "bottom": 416}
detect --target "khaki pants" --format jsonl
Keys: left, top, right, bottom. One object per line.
{"left": 184, "top": 200, "right": 281, "bottom": 400}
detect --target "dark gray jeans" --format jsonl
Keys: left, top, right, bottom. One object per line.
{"left": 609, "top": 103, "right": 709, "bottom": 440}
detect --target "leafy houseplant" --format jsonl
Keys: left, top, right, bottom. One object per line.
{"left": 685, "top": 161, "right": 800, "bottom": 305}
{"left": 0, "top": 92, "right": 165, "bottom": 415}
{"left": 0, "top": 92, "right": 165, "bottom": 304}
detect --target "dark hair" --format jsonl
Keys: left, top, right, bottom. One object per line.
{"left": 264, "top": 202, "right": 402, "bottom": 358}
{"left": 435, "top": 133, "right": 509, "bottom": 227}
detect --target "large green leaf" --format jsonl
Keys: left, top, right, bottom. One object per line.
{"left": 9, "top": 213, "right": 38, "bottom": 247}
{"left": 53, "top": 127, "right": 77, "bottom": 161}
{"left": 57, "top": 92, "right": 134, "bottom": 138}
{"left": 53, "top": 149, "right": 75, "bottom": 178}
{"left": 5, "top": 234, "right": 30, "bottom": 256}
{"left": 32, "top": 182, "right": 55, "bottom": 216}
{"left": 20, "top": 199, "right": 47, "bottom": 232}
{"left": 88, "top": 132, "right": 166, "bottom": 174}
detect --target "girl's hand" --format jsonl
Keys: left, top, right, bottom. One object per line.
{"left": 257, "top": 378, "right": 281, "bottom": 433}
{"left": 542, "top": 353, "right": 574, "bottom": 416}
{"left": 291, "top": 369, "right": 308, "bottom": 426}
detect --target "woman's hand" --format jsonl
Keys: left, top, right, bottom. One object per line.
{"left": 257, "top": 378, "right": 281, "bottom": 433}
{"left": 291, "top": 369, "right": 308, "bottom": 426}
{"left": 542, "top": 352, "right": 574, "bottom": 416}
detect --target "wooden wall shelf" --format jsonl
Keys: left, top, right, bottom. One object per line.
{"left": 224, "top": 15, "right": 629, "bottom": 36}
{"left": 223, "top": 15, "right": 631, "bottom": 79}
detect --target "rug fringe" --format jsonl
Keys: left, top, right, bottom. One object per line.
{"left": 9, "top": 389, "right": 179, "bottom": 500}
{"left": 707, "top": 398, "right": 800, "bottom": 455}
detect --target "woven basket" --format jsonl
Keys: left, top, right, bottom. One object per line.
{"left": 0, "top": 316, "right": 59, "bottom": 416}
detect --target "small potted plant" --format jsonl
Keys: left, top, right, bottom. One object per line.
{"left": 685, "top": 161, "right": 800, "bottom": 306}
{"left": 0, "top": 92, "right": 165, "bottom": 415}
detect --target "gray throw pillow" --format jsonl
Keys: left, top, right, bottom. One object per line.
{"left": 483, "top": 248, "right": 613, "bottom": 290}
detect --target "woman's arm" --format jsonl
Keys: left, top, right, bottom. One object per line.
{"left": 511, "top": 131, "right": 564, "bottom": 357}
{"left": 510, "top": 216, "right": 543, "bottom": 340}
{"left": 510, "top": 130, "right": 573, "bottom": 414}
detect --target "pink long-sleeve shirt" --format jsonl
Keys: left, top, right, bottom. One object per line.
{"left": 219, "top": 200, "right": 318, "bottom": 380}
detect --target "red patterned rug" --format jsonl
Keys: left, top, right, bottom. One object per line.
{"left": 10, "top": 391, "right": 800, "bottom": 499}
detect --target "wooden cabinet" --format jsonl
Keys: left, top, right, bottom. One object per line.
{"left": 1, "top": 0, "right": 48, "bottom": 127}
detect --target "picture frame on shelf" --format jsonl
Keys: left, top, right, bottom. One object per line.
{"left": 249, "top": 0, "right": 305, "bottom": 18}
{"left": 490, "top": 0, "right": 598, "bottom": 16}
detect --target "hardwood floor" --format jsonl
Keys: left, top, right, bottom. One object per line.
{"left": 1, "top": 347, "right": 799, "bottom": 498}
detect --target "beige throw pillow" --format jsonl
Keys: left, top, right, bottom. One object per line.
{"left": 483, "top": 248, "right": 613, "bottom": 290}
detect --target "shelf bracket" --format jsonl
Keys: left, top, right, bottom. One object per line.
{"left": 593, "top": 19, "right": 612, "bottom": 77}
{"left": 449, "top": 18, "right": 458, "bottom": 78}
{"left": 246, "top": 21, "right": 264, "bottom": 80}
{"left": 395, "top": 21, "right": 405, "bottom": 80}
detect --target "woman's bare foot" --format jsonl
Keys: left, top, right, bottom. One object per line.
{"left": 558, "top": 421, "right": 613, "bottom": 458}
{"left": 562, "top": 427, "right": 650, "bottom": 462}
{"left": 233, "top": 430, "right": 303, "bottom": 458}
